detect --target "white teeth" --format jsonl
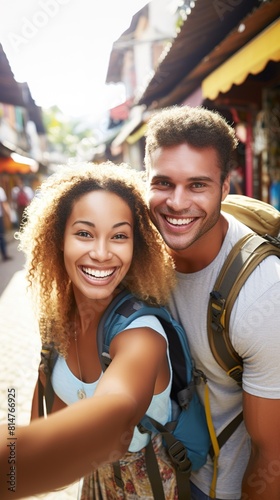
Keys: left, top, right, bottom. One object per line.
{"left": 166, "top": 216, "right": 194, "bottom": 226}
{"left": 82, "top": 267, "right": 114, "bottom": 278}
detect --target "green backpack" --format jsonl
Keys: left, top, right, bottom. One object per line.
{"left": 206, "top": 194, "right": 280, "bottom": 488}
{"left": 211, "top": 194, "right": 280, "bottom": 384}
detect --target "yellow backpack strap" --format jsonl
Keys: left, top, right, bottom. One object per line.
{"left": 194, "top": 371, "right": 244, "bottom": 498}
{"left": 193, "top": 369, "right": 220, "bottom": 498}
{"left": 204, "top": 383, "right": 219, "bottom": 498}
{"left": 203, "top": 379, "right": 244, "bottom": 498}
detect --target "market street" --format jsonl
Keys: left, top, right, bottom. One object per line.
{"left": 0, "top": 235, "right": 80, "bottom": 499}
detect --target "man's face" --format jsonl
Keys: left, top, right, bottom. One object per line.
{"left": 147, "top": 143, "right": 230, "bottom": 253}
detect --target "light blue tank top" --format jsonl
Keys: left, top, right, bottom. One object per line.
{"left": 52, "top": 315, "right": 172, "bottom": 452}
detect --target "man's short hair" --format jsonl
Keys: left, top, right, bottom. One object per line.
{"left": 144, "top": 106, "right": 238, "bottom": 181}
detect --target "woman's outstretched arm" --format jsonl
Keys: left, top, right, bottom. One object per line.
{"left": 0, "top": 325, "right": 168, "bottom": 500}
{"left": 0, "top": 393, "right": 136, "bottom": 500}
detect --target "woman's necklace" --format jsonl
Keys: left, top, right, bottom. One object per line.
{"left": 74, "top": 330, "right": 87, "bottom": 400}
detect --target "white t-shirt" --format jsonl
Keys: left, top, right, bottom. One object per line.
{"left": 168, "top": 212, "right": 280, "bottom": 499}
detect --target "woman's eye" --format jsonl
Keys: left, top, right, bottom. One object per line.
{"left": 76, "top": 230, "right": 91, "bottom": 238}
{"left": 113, "top": 233, "right": 128, "bottom": 240}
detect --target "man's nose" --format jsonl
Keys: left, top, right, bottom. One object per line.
{"left": 166, "top": 186, "right": 190, "bottom": 211}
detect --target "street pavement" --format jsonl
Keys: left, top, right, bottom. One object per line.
{"left": 0, "top": 233, "right": 80, "bottom": 499}
{"left": 0, "top": 230, "right": 25, "bottom": 296}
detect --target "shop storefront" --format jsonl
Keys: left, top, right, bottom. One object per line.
{"left": 201, "top": 20, "right": 280, "bottom": 207}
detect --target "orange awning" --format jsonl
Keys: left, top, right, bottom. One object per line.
{"left": 202, "top": 19, "right": 280, "bottom": 100}
{"left": 0, "top": 153, "right": 39, "bottom": 174}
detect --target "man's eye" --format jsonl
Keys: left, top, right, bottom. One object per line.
{"left": 192, "top": 183, "right": 206, "bottom": 189}
{"left": 153, "top": 180, "right": 171, "bottom": 187}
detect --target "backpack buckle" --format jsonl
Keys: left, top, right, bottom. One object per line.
{"left": 194, "top": 368, "right": 207, "bottom": 383}
{"left": 210, "top": 291, "right": 226, "bottom": 331}
{"left": 227, "top": 365, "right": 243, "bottom": 385}
{"left": 168, "top": 441, "right": 191, "bottom": 473}
{"left": 263, "top": 234, "right": 280, "bottom": 248}
{"left": 177, "top": 382, "right": 195, "bottom": 409}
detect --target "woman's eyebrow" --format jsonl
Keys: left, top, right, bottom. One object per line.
{"left": 72, "top": 220, "right": 132, "bottom": 228}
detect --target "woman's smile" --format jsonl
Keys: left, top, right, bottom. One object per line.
{"left": 81, "top": 266, "right": 116, "bottom": 279}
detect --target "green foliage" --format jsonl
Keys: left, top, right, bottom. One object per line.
{"left": 42, "top": 106, "right": 96, "bottom": 158}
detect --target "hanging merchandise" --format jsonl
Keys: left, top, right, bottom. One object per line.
{"left": 254, "top": 111, "right": 268, "bottom": 155}
{"left": 270, "top": 178, "right": 280, "bottom": 211}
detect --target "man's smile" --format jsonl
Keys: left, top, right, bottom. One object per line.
{"left": 165, "top": 216, "right": 195, "bottom": 226}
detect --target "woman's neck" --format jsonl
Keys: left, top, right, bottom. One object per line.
{"left": 74, "top": 289, "right": 123, "bottom": 336}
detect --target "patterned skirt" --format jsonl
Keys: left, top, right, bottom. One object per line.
{"left": 79, "top": 434, "right": 179, "bottom": 499}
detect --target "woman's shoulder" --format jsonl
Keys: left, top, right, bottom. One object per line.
{"left": 121, "top": 314, "right": 167, "bottom": 339}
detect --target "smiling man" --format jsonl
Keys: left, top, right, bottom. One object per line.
{"left": 145, "top": 106, "right": 280, "bottom": 500}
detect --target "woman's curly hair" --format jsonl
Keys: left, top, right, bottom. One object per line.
{"left": 17, "top": 161, "right": 175, "bottom": 355}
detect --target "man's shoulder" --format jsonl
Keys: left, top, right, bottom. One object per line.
{"left": 220, "top": 212, "right": 254, "bottom": 260}
{"left": 222, "top": 210, "right": 254, "bottom": 236}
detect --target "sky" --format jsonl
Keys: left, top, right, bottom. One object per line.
{"left": 0, "top": 0, "right": 148, "bottom": 121}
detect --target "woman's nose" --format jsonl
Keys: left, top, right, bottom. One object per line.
{"left": 88, "top": 241, "right": 112, "bottom": 261}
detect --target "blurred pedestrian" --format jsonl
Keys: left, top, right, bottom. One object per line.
{"left": 0, "top": 186, "right": 12, "bottom": 261}
{"left": 12, "top": 179, "right": 34, "bottom": 228}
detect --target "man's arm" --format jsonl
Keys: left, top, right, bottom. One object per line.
{"left": 242, "top": 391, "right": 280, "bottom": 498}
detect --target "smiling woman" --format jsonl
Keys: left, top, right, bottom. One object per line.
{"left": 17, "top": 161, "right": 174, "bottom": 355}
{"left": 11, "top": 160, "right": 182, "bottom": 499}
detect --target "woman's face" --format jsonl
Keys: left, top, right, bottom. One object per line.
{"left": 63, "top": 190, "right": 134, "bottom": 303}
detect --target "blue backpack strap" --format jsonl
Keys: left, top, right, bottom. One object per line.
{"left": 96, "top": 290, "right": 202, "bottom": 500}
{"left": 98, "top": 290, "right": 192, "bottom": 406}
{"left": 97, "top": 289, "right": 134, "bottom": 370}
